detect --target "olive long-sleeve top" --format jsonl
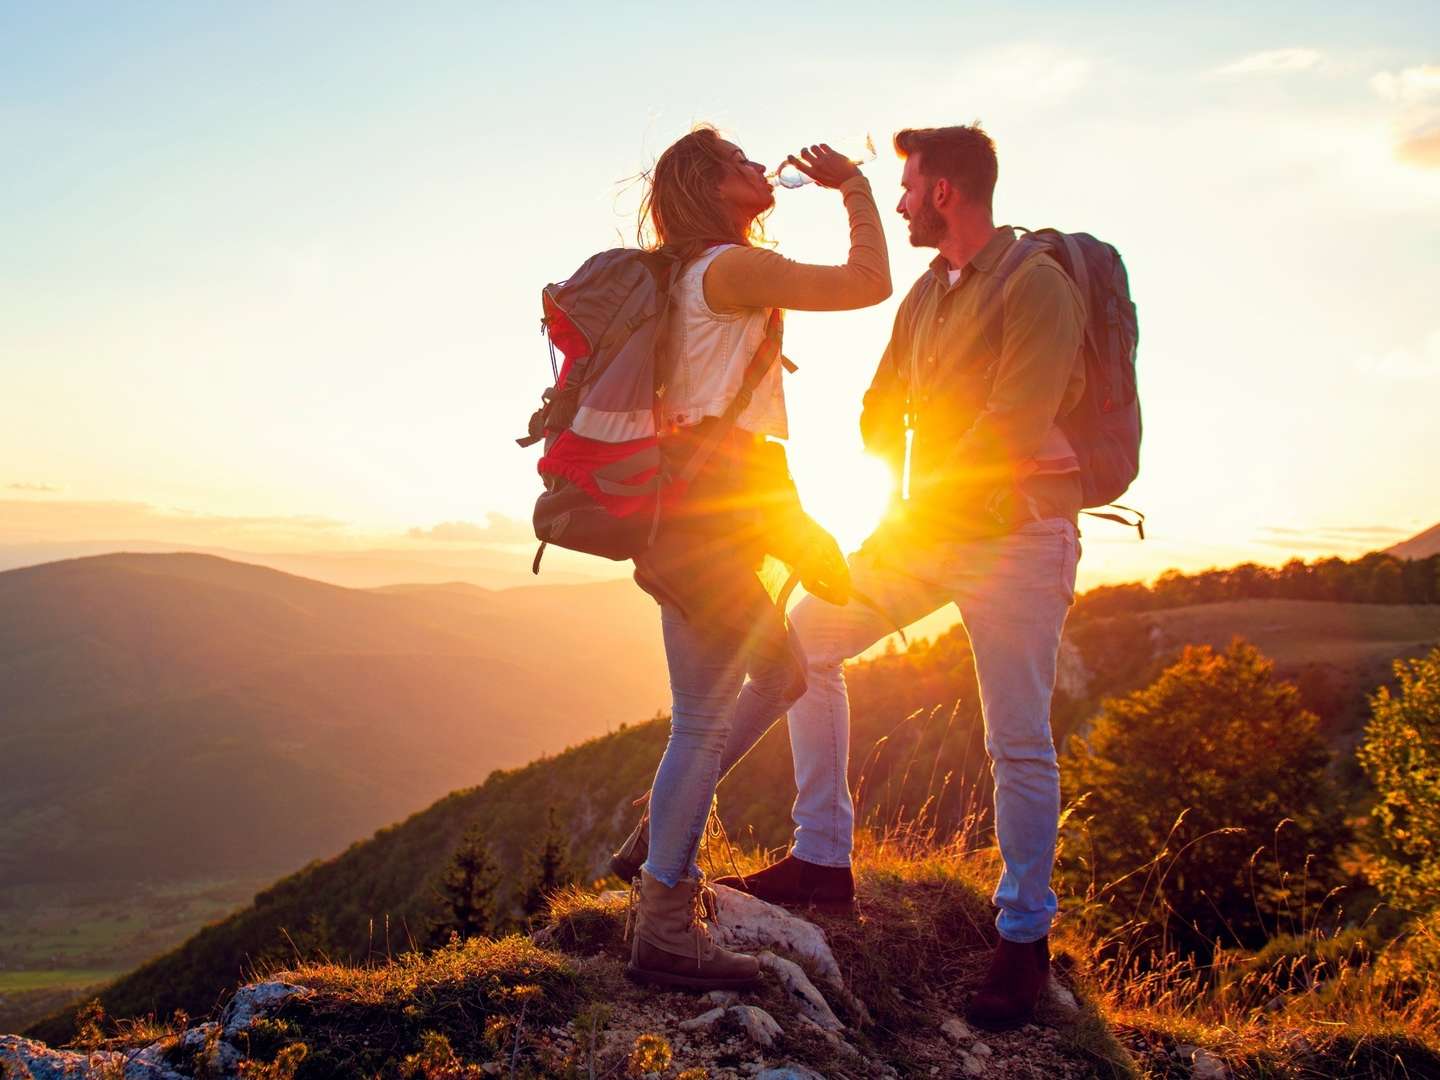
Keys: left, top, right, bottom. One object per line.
{"left": 862, "top": 227, "right": 1087, "bottom": 535}
{"left": 703, "top": 175, "right": 892, "bottom": 314}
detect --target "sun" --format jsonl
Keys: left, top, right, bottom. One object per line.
{"left": 790, "top": 449, "right": 895, "bottom": 555}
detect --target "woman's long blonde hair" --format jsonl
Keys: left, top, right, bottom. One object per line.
{"left": 637, "top": 124, "right": 770, "bottom": 260}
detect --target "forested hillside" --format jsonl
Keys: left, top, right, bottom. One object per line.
{"left": 26, "top": 547, "right": 1440, "bottom": 1042}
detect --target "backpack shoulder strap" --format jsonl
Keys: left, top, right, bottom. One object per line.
{"left": 978, "top": 227, "right": 1044, "bottom": 358}
{"left": 673, "top": 307, "right": 785, "bottom": 488}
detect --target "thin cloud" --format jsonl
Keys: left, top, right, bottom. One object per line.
{"left": 1370, "top": 66, "right": 1440, "bottom": 168}
{"left": 1371, "top": 64, "right": 1440, "bottom": 104}
{"left": 408, "top": 513, "right": 532, "bottom": 544}
{"left": 7, "top": 482, "right": 63, "bottom": 493}
{"left": 1261, "top": 525, "right": 1409, "bottom": 540}
{"left": 1355, "top": 328, "right": 1440, "bottom": 379}
{"left": 0, "top": 498, "right": 349, "bottom": 546}
{"left": 1216, "top": 48, "right": 1324, "bottom": 76}
{"left": 1255, "top": 524, "right": 1408, "bottom": 553}
{"left": 950, "top": 44, "right": 1093, "bottom": 107}
{"left": 1397, "top": 116, "right": 1440, "bottom": 167}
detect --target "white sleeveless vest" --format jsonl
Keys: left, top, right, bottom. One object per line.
{"left": 658, "top": 244, "right": 787, "bottom": 439}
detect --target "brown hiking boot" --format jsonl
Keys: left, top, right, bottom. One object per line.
{"left": 625, "top": 870, "right": 761, "bottom": 992}
{"left": 964, "top": 935, "right": 1049, "bottom": 1031}
{"left": 714, "top": 853, "right": 855, "bottom": 915}
{"left": 609, "top": 810, "right": 649, "bottom": 882}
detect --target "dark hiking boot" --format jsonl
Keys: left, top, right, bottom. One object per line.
{"left": 964, "top": 935, "right": 1049, "bottom": 1032}
{"left": 714, "top": 853, "right": 855, "bottom": 915}
{"left": 609, "top": 810, "right": 649, "bottom": 882}
{"left": 624, "top": 870, "right": 761, "bottom": 992}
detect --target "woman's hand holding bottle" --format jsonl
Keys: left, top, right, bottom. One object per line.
{"left": 772, "top": 136, "right": 876, "bottom": 190}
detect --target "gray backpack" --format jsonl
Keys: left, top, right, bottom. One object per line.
{"left": 914, "top": 226, "right": 1143, "bottom": 534}
{"left": 518, "top": 248, "right": 783, "bottom": 571}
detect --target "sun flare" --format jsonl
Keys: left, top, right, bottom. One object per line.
{"left": 791, "top": 450, "right": 895, "bottom": 555}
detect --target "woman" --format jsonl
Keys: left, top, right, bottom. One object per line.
{"left": 623, "top": 125, "right": 891, "bottom": 991}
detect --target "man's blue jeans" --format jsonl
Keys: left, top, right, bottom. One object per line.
{"left": 712, "top": 517, "right": 1080, "bottom": 943}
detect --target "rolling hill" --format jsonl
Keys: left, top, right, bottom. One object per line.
{"left": 0, "top": 552, "right": 668, "bottom": 887}
{"left": 1388, "top": 521, "right": 1440, "bottom": 560}
{"left": 21, "top": 575, "right": 1440, "bottom": 1042}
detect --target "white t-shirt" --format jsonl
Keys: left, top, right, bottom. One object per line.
{"left": 657, "top": 245, "right": 787, "bottom": 439}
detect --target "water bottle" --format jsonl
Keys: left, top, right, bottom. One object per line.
{"left": 770, "top": 134, "right": 878, "bottom": 189}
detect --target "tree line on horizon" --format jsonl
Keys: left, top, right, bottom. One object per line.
{"left": 1072, "top": 550, "right": 1440, "bottom": 622}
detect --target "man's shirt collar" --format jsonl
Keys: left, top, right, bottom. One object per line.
{"left": 928, "top": 227, "right": 1015, "bottom": 288}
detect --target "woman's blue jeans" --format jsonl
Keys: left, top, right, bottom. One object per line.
{"left": 641, "top": 601, "right": 806, "bottom": 887}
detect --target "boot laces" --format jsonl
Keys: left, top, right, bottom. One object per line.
{"left": 622, "top": 873, "right": 640, "bottom": 943}
{"left": 688, "top": 876, "right": 721, "bottom": 967}
{"left": 699, "top": 796, "right": 747, "bottom": 886}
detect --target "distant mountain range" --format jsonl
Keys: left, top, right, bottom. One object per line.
{"left": 0, "top": 539, "right": 621, "bottom": 590}
{"left": 0, "top": 552, "right": 667, "bottom": 888}
{"left": 1388, "top": 521, "right": 1440, "bottom": 560}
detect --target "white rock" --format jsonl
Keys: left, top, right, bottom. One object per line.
{"left": 960, "top": 1050, "right": 985, "bottom": 1076}
{"left": 0, "top": 1034, "right": 192, "bottom": 1080}
{"left": 710, "top": 887, "right": 843, "bottom": 991}
{"left": 1189, "top": 1048, "right": 1230, "bottom": 1079}
{"left": 1046, "top": 974, "right": 1081, "bottom": 1018}
{"left": 710, "top": 886, "right": 870, "bottom": 1023}
{"left": 706, "top": 990, "right": 741, "bottom": 1006}
{"left": 972, "top": 1040, "right": 993, "bottom": 1057}
{"left": 221, "top": 979, "right": 312, "bottom": 1035}
{"left": 939, "top": 1016, "right": 974, "bottom": 1042}
{"left": 758, "top": 951, "right": 843, "bottom": 1032}
{"left": 679, "top": 1007, "right": 727, "bottom": 1032}
{"left": 756, "top": 1067, "right": 827, "bottom": 1080}
{"left": 729, "top": 1004, "right": 782, "bottom": 1048}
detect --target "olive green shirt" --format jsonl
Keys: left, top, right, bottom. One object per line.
{"left": 861, "top": 227, "right": 1087, "bottom": 536}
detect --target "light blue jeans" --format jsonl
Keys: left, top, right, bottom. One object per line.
{"left": 715, "top": 517, "right": 1080, "bottom": 943}
{"left": 642, "top": 602, "right": 806, "bottom": 888}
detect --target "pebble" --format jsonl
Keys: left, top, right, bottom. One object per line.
{"left": 679, "top": 1007, "right": 727, "bottom": 1032}
{"left": 1191, "top": 1048, "right": 1230, "bottom": 1079}
{"left": 940, "top": 1016, "right": 975, "bottom": 1042}
{"left": 730, "top": 1004, "right": 783, "bottom": 1048}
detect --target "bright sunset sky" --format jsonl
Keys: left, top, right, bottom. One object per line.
{"left": 4, "top": 2, "right": 1438, "bottom": 588}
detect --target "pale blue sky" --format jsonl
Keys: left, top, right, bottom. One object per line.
{"left": 3, "top": 2, "right": 1438, "bottom": 584}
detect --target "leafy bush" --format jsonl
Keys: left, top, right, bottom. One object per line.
{"left": 1061, "top": 640, "right": 1351, "bottom": 953}
{"left": 1357, "top": 646, "right": 1440, "bottom": 915}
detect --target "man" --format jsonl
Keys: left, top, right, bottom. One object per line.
{"left": 715, "top": 123, "right": 1086, "bottom": 1031}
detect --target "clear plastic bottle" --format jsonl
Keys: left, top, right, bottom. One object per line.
{"left": 769, "top": 134, "right": 878, "bottom": 189}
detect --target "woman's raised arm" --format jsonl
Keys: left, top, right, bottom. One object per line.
{"left": 704, "top": 173, "right": 892, "bottom": 313}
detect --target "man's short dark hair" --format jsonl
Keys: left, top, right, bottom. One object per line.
{"left": 893, "top": 124, "right": 998, "bottom": 209}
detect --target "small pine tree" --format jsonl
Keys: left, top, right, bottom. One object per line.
{"left": 430, "top": 823, "right": 503, "bottom": 944}
{"left": 520, "top": 805, "right": 575, "bottom": 922}
{"left": 1357, "top": 646, "right": 1440, "bottom": 915}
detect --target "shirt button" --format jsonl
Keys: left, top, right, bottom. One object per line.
{"left": 928, "top": 356, "right": 936, "bottom": 364}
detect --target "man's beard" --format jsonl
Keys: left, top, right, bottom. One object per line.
{"left": 907, "top": 196, "right": 945, "bottom": 248}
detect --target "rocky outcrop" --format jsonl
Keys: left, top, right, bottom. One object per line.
{"left": 1, "top": 888, "right": 1107, "bottom": 1079}
{"left": 0, "top": 982, "right": 313, "bottom": 1080}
